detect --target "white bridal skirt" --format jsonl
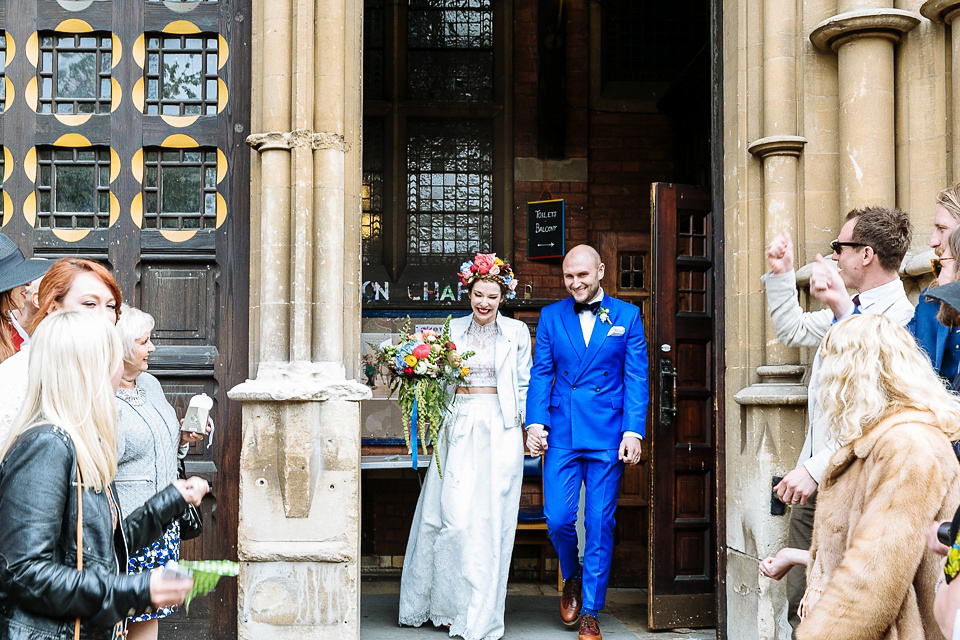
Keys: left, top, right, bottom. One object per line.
{"left": 398, "top": 393, "right": 524, "bottom": 640}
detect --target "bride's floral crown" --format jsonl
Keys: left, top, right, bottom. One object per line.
{"left": 457, "top": 252, "right": 519, "bottom": 299}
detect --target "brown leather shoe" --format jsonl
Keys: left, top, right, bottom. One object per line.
{"left": 560, "top": 576, "right": 582, "bottom": 627}
{"left": 579, "top": 614, "right": 602, "bottom": 640}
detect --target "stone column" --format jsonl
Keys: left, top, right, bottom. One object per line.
{"left": 231, "top": 0, "right": 369, "bottom": 638}
{"left": 921, "top": 0, "right": 960, "bottom": 182}
{"left": 730, "top": 2, "right": 810, "bottom": 638}
{"left": 810, "top": 5, "right": 921, "bottom": 214}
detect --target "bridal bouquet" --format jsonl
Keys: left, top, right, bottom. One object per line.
{"left": 376, "top": 316, "right": 473, "bottom": 476}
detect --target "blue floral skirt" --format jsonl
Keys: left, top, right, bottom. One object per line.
{"left": 127, "top": 521, "right": 181, "bottom": 621}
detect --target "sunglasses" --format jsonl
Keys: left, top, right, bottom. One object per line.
{"left": 933, "top": 256, "right": 956, "bottom": 277}
{"left": 830, "top": 240, "right": 866, "bottom": 254}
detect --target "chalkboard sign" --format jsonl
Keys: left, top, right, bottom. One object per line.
{"left": 526, "top": 198, "right": 565, "bottom": 260}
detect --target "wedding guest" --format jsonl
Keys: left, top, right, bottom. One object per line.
{"left": 114, "top": 306, "right": 208, "bottom": 640}
{"left": 0, "top": 235, "right": 50, "bottom": 363}
{"left": 909, "top": 184, "right": 960, "bottom": 381}
{"left": 762, "top": 315, "right": 960, "bottom": 639}
{"left": 399, "top": 253, "right": 530, "bottom": 640}
{"left": 0, "top": 311, "right": 209, "bottom": 639}
{"left": 0, "top": 257, "right": 121, "bottom": 445}
{"left": 10, "top": 266, "right": 46, "bottom": 348}
{"left": 762, "top": 207, "right": 914, "bottom": 631}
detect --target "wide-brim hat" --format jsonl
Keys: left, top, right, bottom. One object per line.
{"left": 924, "top": 281, "right": 960, "bottom": 314}
{"left": 0, "top": 234, "right": 52, "bottom": 293}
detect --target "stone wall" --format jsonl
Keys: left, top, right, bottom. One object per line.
{"left": 722, "top": 1, "right": 952, "bottom": 638}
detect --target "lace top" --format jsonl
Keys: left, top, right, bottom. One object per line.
{"left": 460, "top": 319, "right": 498, "bottom": 387}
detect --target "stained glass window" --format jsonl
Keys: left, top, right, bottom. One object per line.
{"left": 37, "top": 33, "right": 113, "bottom": 114}
{"left": 144, "top": 34, "right": 219, "bottom": 116}
{"left": 364, "top": 0, "right": 384, "bottom": 100}
{"left": 406, "top": 118, "right": 493, "bottom": 264}
{"left": 362, "top": 118, "right": 384, "bottom": 264}
{"left": 407, "top": 0, "right": 493, "bottom": 102}
{"left": 142, "top": 148, "right": 218, "bottom": 230}
{"left": 36, "top": 146, "right": 112, "bottom": 229}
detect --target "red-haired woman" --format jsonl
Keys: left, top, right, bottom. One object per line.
{"left": 0, "top": 257, "right": 122, "bottom": 445}
{"left": 0, "top": 235, "right": 50, "bottom": 364}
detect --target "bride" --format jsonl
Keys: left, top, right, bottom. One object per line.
{"left": 399, "top": 253, "right": 531, "bottom": 640}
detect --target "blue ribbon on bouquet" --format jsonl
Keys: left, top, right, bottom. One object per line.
{"left": 411, "top": 393, "right": 419, "bottom": 470}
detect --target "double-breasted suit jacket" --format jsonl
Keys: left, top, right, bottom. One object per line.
{"left": 526, "top": 294, "right": 649, "bottom": 449}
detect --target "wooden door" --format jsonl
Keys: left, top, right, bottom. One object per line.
{"left": 598, "top": 231, "right": 651, "bottom": 585}
{"left": 0, "top": 1, "right": 249, "bottom": 637}
{"left": 648, "top": 183, "right": 715, "bottom": 629}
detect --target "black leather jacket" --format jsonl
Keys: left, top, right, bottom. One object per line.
{"left": 0, "top": 425, "right": 187, "bottom": 639}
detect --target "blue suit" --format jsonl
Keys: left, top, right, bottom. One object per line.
{"left": 908, "top": 290, "right": 959, "bottom": 376}
{"left": 526, "top": 293, "right": 649, "bottom": 612}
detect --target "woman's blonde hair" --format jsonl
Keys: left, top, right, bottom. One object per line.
{"left": 115, "top": 304, "right": 155, "bottom": 363}
{"left": 818, "top": 314, "right": 960, "bottom": 445}
{"left": 0, "top": 311, "right": 123, "bottom": 490}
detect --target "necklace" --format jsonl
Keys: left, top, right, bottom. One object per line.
{"left": 116, "top": 384, "right": 147, "bottom": 407}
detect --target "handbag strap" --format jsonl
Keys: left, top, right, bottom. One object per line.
{"left": 75, "top": 465, "right": 83, "bottom": 640}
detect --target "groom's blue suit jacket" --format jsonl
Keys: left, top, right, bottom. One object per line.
{"left": 526, "top": 294, "right": 649, "bottom": 450}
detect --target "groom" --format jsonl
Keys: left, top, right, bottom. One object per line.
{"left": 526, "top": 244, "right": 649, "bottom": 640}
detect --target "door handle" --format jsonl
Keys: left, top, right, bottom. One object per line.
{"left": 659, "top": 358, "right": 678, "bottom": 427}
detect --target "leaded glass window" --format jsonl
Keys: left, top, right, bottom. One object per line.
{"left": 142, "top": 148, "right": 218, "bottom": 230}
{"left": 406, "top": 118, "right": 493, "bottom": 264}
{"left": 36, "top": 147, "right": 111, "bottom": 229}
{"left": 37, "top": 33, "right": 112, "bottom": 115}
{"left": 362, "top": 118, "right": 384, "bottom": 264}
{"left": 144, "top": 34, "right": 219, "bottom": 116}
{"left": 364, "top": 0, "right": 384, "bottom": 100}
{"left": 618, "top": 252, "right": 647, "bottom": 290}
{"left": 407, "top": 0, "right": 493, "bottom": 102}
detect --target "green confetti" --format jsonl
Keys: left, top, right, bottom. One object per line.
{"left": 178, "top": 560, "right": 240, "bottom": 614}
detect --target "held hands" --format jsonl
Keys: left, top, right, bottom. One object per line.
{"left": 149, "top": 568, "right": 193, "bottom": 608}
{"left": 526, "top": 425, "right": 548, "bottom": 457}
{"left": 774, "top": 466, "right": 817, "bottom": 506}
{"left": 809, "top": 254, "right": 851, "bottom": 318}
{"left": 766, "top": 230, "right": 795, "bottom": 274}
{"left": 174, "top": 476, "right": 210, "bottom": 507}
{"left": 618, "top": 436, "right": 642, "bottom": 465}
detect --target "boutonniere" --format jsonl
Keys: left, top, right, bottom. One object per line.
{"left": 598, "top": 307, "right": 611, "bottom": 324}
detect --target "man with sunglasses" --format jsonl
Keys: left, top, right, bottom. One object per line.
{"left": 762, "top": 206, "right": 915, "bottom": 634}
{"left": 907, "top": 184, "right": 960, "bottom": 382}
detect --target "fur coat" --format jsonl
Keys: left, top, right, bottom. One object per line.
{"left": 797, "top": 410, "right": 960, "bottom": 640}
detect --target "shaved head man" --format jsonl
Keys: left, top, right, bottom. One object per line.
{"left": 526, "top": 244, "right": 649, "bottom": 640}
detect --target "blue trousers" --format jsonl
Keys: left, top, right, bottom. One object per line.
{"left": 543, "top": 447, "right": 623, "bottom": 611}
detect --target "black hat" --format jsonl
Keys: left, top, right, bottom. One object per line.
{"left": 0, "top": 234, "right": 51, "bottom": 293}
{"left": 924, "top": 281, "right": 960, "bottom": 314}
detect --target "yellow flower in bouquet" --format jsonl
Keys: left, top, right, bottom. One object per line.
{"left": 404, "top": 355, "right": 417, "bottom": 367}
{"left": 460, "top": 366, "right": 470, "bottom": 377}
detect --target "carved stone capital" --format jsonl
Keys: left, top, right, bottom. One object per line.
{"left": 810, "top": 8, "right": 922, "bottom": 52}
{"left": 245, "top": 129, "right": 351, "bottom": 153}
{"left": 921, "top": 0, "right": 960, "bottom": 24}
{"left": 747, "top": 135, "right": 808, "bottom": 159}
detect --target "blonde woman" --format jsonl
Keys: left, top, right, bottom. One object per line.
{"left": 762, "top": 314, "right": 960, "bottom": 639}
{"left": 0, "top": 312, "right": 209, "bottom": 640}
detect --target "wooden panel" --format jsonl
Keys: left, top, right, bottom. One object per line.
{"left": 649, "top": 182, "right": 715, "bottom": 629}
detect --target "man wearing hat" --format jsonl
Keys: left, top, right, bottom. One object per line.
{"left": 0, "top": 234, "right": 51, "bottom": 362}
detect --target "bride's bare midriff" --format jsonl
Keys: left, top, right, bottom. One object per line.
{"left": 456, "top": 386, "right": 498, "bottom": 395}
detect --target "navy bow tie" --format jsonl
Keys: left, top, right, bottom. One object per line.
{"left": 573, "top": 300, "right": 602, "bottom": 315}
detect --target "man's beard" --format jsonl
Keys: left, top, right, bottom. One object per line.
{"left": 938, "top": 303, "right": 960, "bottom": 327}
